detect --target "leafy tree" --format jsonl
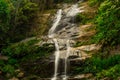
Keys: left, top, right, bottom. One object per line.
{"left": 0, "top": 0, "right": 10, "bottom": 44}
{"left": 93, "top": 0, "right": 120, "bottom": 46}
{"left": 0, "top": 0, "right": 40, "bottom": 44}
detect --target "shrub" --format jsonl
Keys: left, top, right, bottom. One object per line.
{"left": 73, "top": 54, "right": 120, "bottom": 77}
{"left": 96, "top": 65, "right": 120, "bottom": 79}
{"left": 92, "top": 0, "right": 120, "bottom": 46}
{"left": 89, "top": 0, "right": 104, "bottom": 6}
{"left": 0, "top": 38, "right": 55, "bottom": 78}
{"left": 0, "top": 0, "right": 39, "bottom": 44}
{"left": 9, "top": 0, "right": 39, "bottom": 42}
{"left": 76, "top": 13, "right": 87, "bottom": 24}
{"left": 2, "top": 64, "right": 15, "bottom": 75}
{"left": 0, "top": 0, "right": 10, "bottom": 44}
{"left": 2, "top": 39, "right": 39, "bottom": 58}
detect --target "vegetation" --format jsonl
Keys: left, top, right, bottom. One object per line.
{"left": 0, "top": 0, "right": 120, "bottom": 79}
{"left": 0, "top": 0, "right": 38, "bottom": 44}
{"left": 91, "top": 0, "right": 120, "bottom": 47}
{"left": 89, "top": 0, "right": 104, "bottom": 6}
{"left": 0, "top": 0, "right": 76, "bottom": 79}
{"left": 0, "top": 39, "right": 54, "bottom": 79}
{"left": 72, "top": 0, "right": 120, "bottom": 79}
{"left": 73, "top": 54, "right": 120, "bottom": 79}
{"left": 0, "top": 0, "right": 10, "bottom": 44}
{"left": 76, "top": 13, "right": 87, "bottom": 24}
{"left": 0, "top": 0, "right": 77, "bottom": 45}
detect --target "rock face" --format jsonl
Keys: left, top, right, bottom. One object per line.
{"left": 22, "top": 1, "right": 100, "bottom": 79}
{"left": 0, "top": 55, "right": 8, "bottom": 60}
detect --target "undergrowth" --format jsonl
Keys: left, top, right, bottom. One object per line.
{"left": 73, "top": 54, "right": 120, "bottom": 79}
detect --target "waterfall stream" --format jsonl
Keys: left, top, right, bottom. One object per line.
{"left": 63, "top": 40, "right": 70, "bottom": 80}
{"left": 48, "top": 9, "right": 62, "bottom": 38}
{"left": 49, "top": 9, "right": 63, "bottom": 80}
{"left": 66, "top": 4, "right": 80, "bottom": 17}
{"left": 48, "top": 2, "right": 83, "bottom": 80}
{"left": 52, "top": 39, "right": 60, "bottom": 80}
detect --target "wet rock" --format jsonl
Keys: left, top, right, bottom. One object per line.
{"left": 0, "top": 55, "right": 8, "bottom": 60}
{"left": 22, "top": 75, "right": 41, "bottom": 80}
{"left": 73, "top": 73, "right": 93, "bottom": 79}
{"left": 15, "top": 69, "right": 20, "bottom": 73}
{"left": 75, "top": 44, "right": 101, "bottom": 51}
{"left": 69, "top": 55, "right": 79, "bottom": 59}
{"left": 101, "top": 77, "right": 111, "bottom": 80}
{"left": 6, "top": 73, "right": 11, "bottom": 78}
{"left": 71, "top": 34, "right": 79, "bottom": 37}
{"left": 80, "top": 24, "right": 92, "bottom": 29}
{"left": 9, "top": 77, "right": 19, "bottom": 80}
{"left": 17, "top": 72, "right": 24, "bottom": 78}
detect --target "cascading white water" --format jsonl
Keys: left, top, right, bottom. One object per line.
{"left": 48, "top": 9, "right": 62, "bottom": 38}
{"left": 66, "top": 4, "right": 79, "bottom": 17}
{"left": 49, "top": 2, "right": 82, "bottom": 80}
{"left": 49, "top": 9, "right": 62, "bottom": 80}
{"left": 66, "top": 4, "right": 84, "bottom": 17}
{"left": 63, "top": 40, "right": 70, "bottom": 80}
{"left": 51, "top": 38, "right": 60, "bottom": 80}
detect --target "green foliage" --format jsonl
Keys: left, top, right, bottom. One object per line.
{"left": 0, "top": 0, "right": 76, "bottom": 44}
{"left": 16, "top": 0, "right": 38, "bottom": 25}
{"left": 2, "top": 64, "right": 15, "bottom": 74}
{"left": 0, "top": 59, "right": 16, "bottom": 77}
{"left": 8, "top": 58, "right": 18, "bottom": 65}
{"left": 0, "top": 0, "right": 39, "bottom": 44}
{"left": 0, "top": 0, "right": 10, "bottom": 29}
{"left": 92, "top": 0, "right": 120, "bottom": 46}
{"left": 2, "top": 38, "right": 54, "bottom": 62}
{"left": 0, "top": 0, "right": 10, "bottom": 43}
{"left": 76, "top": 13, "right": 87, "bottom": 24}
{"left": 73, "top": 54, "right": 120, "bottom": 79}
{"left": 89, "top": 0, "right": 104, "bottom": 6}
{"left": 54, "top": 0, "right": 74, "bottom": 3}
{"left": 10, "top": 0, "right": 39, "bottom": 42}
{"left": 2, "top": 39, "right": 39, "bottom": 57}
{"left": 21, "top": 43, "right": 54, "bottom": 62}
{"left": 96, "top": 65, "right": 120, "bottom": 79}
{"left": 63, "top": 0, "right": 73, "bottom": 3}
{"left": 87, "top": 55, "right": 120, "bottom": 73}
{"left": 0, "top": 38, "right": 55, "bottom": 78}
{"left": 76, "top": 11, "right": 95, "bottom": 24}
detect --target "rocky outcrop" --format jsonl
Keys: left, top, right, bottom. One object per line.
{"left": 0, "top": 55, "right": 8, "bottom": 60}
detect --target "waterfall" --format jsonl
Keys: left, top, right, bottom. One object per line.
{"left": 66, "top": 4, "right": 80, "bottom": 17}
{"left": 48, "top": 9, "right": 62, "bottom": 38}
{"left": 50, "top": 9, "right": 62, "bottom": 80}
{"left": 63, "top": 40, "right": 70, "bottom": 80}
{"left": 51, "top": 39, "right": 60, "bottom": 80}
{"left": 49, "top": 2, "right": 82, "bottom": 80}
